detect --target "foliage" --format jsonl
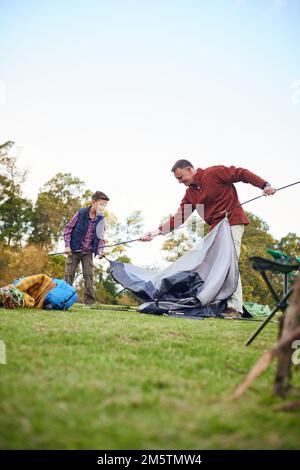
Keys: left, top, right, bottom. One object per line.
{"left": 29, "top": 173, "right": 92, "bottom": 248}
{"left": 0, "top": 243, "right": 48, "bottom": 285}
{"left": 0, "top": 141, "right": 33, "bottom": 245}
{"left": 162, "top": 214, "right": 209, "bottom": 262}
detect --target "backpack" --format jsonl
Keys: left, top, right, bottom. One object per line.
{"left": 43, "top": 279, "right": 78, "bottom": 311}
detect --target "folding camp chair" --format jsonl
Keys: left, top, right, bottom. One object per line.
{"left": 245, "top": 255, "right": 300, "bottom": 346}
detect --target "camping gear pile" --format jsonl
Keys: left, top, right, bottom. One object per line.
{"left": 0, "top": 274, "right": 78, "bottom": 310}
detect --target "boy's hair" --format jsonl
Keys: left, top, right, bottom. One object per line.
{"left": 92, "top": 191, "right": 110, "bottom": 202}
{"left": 171, "top": 159, "right": 194, "bottom": 172}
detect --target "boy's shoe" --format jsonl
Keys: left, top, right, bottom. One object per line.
{"left": 222, "top": 307, "right": 242, "bottom": 319}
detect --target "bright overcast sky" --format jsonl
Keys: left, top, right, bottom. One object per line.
{"left": 1, "top": 0, "right": 299, "bottom": 266}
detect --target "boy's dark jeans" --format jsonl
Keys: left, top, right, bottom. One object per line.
{"left": 65, "top": 251, "right": 95, "bottom": 305}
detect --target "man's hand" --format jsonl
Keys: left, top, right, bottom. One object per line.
{"left": 64, "top": 247, "right": 72, "bottom": 255}
{"left": 140, "top": 232, "right": 154, "bottom": 242}
{"left": 140, "top": 229, "right": 161, "bottom": 242}
{"left": 263, "top": 185, "right": 277, "bottom": 196}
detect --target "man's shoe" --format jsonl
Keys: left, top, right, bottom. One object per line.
{"left": 222, "top": 307, "right": 242, "bottom": 319}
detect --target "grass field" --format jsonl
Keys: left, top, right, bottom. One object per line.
{"left": 0, "top": 305, "right": 299, "bottom": 450}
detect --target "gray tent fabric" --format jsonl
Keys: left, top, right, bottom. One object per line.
{"left": 109, "top": 218, "right": 240, "bottom": 318}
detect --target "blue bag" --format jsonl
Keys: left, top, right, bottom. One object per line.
{"left": 43, "top": 279, "right": 78, "bottom": 311}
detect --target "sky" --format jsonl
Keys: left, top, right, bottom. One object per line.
{"left": 0, "top": 0, "right": 299, "bottom": 267}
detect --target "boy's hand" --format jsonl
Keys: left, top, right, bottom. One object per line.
{"left": 64, "top": 247, "right": 72, "bottom": 255}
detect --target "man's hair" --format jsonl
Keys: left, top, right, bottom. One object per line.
{"left": 92, "top": 191, "right": 110, "bottom": 202}
{"left": 171, "top": 159, "right": 194, "bottom": 172}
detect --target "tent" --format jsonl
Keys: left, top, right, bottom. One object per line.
{"left": 110, "top": 218, "right": 239, "bottom": 319}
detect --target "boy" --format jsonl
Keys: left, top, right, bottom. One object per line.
{"left": 64, "top": 191, "right": 109, "bottom": 305}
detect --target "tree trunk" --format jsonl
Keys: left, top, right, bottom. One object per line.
{"left": 273, "top": 276, "right": 300, "bottom": 396}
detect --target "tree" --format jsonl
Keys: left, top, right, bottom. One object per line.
{"left": 30, "top": 173, "right": 92, "bottom": 248}
{"left": 239, "top": 212, "right": 276, "bottom": 304}
{"left": 101, "top": 209, "right": 144, "bottom": 260}
{"left": 0, "top": 141, "right": 33, "bottom": 245}
{"left": 161, "top": 214, "right": 209, "bottom": 262}
{"left": 275, "top": 233, "right": 300, "bottom": 259}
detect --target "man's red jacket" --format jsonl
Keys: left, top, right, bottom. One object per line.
{"left": 158, "top": 165, "right": 268, "bottom": 234}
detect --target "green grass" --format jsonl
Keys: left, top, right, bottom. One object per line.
{"left": 0, "top": 305, "right": 299, "bottom": 450}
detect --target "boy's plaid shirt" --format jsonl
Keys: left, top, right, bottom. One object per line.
{"left": 64, "top": 211, "right": 105, "bottom": 254}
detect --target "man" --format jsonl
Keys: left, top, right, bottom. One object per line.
{"left": 140, "top": 160, "right": 276, "bottom": 317}
{"left": 64, "top": 191, "right": 109, "bottom": 305}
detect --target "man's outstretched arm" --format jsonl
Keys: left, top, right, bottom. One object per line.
{"left": 216, "top": 165, "right": 276, "bottom": 195}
